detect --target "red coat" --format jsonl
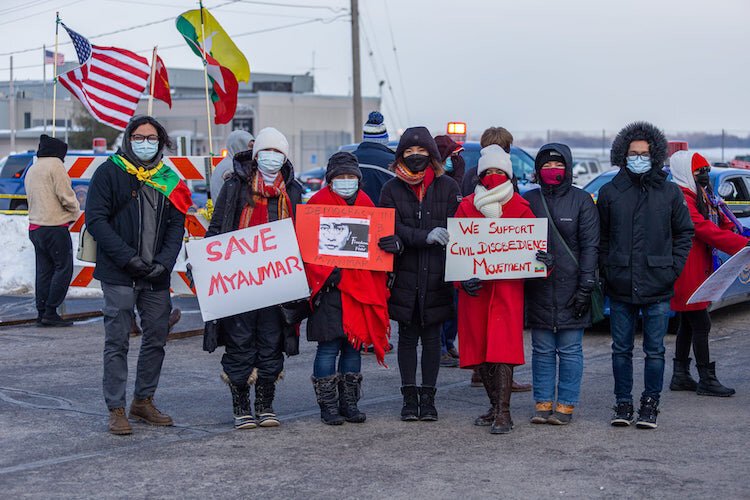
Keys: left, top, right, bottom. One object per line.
{"left": 456, "top": 192, "right": 535, "bottom": 367}
{"left": 671, "top": 186, "right": 748, "bottom": 311}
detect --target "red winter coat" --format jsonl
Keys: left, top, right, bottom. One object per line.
{"left": 456, "top": 192, "right": 535, "bottom": 368}
{"left": 671, "top": 186, "right": 748, "bottom": 311}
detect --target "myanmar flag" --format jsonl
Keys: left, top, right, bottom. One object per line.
{"left": 111, "top": 155, "right": 193, "bottom": 215}
{"left": 176, "top": 8, "right": 250, "bottom": 83}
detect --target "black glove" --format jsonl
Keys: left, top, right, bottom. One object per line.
{"left": 461, "top": 278, "right": 483, "bottom": 297}
{"left": 536, "top": 250, "right": 554, "bottom": 269}
{"left": 125, "top": 256, "right": 152, "bottom": 279}
{"left": 324, "top": 267, "right": 342, "bottom": 290}
{"left": 144, "top": 263, "right": 166, "bottom": 281}
{"left": 378, "top": 234, "right": 403, "bottom": 254}
{"left": 186, "top": 263, "right": 195, "bottom": 289}
{"left": 567, "top": 289, "right": 592, "bottom": 319}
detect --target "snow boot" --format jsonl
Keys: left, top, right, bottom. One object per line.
{"left": 697, "top": 362, "right": 736, "bottom": 397}
{"left": 418, "top": 386, "right": 438, "bottom": 421}
{"left": 400, "top": 385, "right": 419, "bottom": 421}
{"left": 669, "top": 358, "right": 698, "bottom": 391}
{"left": 255, "top": 379, "right": 280, "bottom": 427}
{"left": 490, "top": 363, "right": 513, "bottom": 434}
{"left": 338, "top": 372, "right": 366, "bottom": 423}
{"left": 228, "top": 381, "right": 256, "bottom": 429}
{"left": 312, "top": 374, "right": 345, "bottom": 425}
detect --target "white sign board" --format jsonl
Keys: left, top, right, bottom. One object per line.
{"left": 445, "top": 218, "right": 549, "bottom": 281}
{"left": 687, "top": 246, "right": 750, "bottom": 304}
{"left": 186, "top": 219, "right": 310, "bottom": 321}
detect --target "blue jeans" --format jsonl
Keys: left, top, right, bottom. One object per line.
{"left": 441, "top": 290, "right": 458, "bottom": 355}
{"left": 531, "top": 328, "right": 584, "bottom": 406}
{"left": 313, "top": 338, "right": 361, "bottom": 378}
{"left": 610, "top": 299, "right": 670, "bottom": 403}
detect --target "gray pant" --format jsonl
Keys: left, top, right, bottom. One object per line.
{"left": 101, "top": 282, "right": 171, "bottom": 409}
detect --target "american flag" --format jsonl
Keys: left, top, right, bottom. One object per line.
{"left": 57, "top": 23, "right": 150, "bottom": 130}
{"left": 44, "top": 49, "right": 64, "bottom": 66}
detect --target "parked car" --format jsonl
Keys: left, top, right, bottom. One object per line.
{"left": 571, "top": 156, "right": 606, "bottom": 187}
{"left": 583, "top": 166, "right": 750, "bottom": 311}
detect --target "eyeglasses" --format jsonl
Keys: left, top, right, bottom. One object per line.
{"left": 131, "top": 134, "right": 159, "bottom": 145}
{"left": 627, "top": 153, "right": 651, "bottom": 161}
{"left": 694, "top": 167, "right": 711, "bottom": 175}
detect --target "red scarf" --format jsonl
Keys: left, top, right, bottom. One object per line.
{"left": 239, "top": 170, "right": 293, "bottom": 229}
{"left": 395, "top": 162, "right": 435, "bottom": 201}
{"left": 305, "top": 186, "right": 391, "bottom": 365}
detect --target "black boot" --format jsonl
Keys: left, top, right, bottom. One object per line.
{"left": 669, "top": 358, "right": 698, "bottom": 391}
{"left": 490, "top": 364, "right": 513, "bottom": 434}
{"left": 312, "top": 374, "right": 345, "bottom": 425}
{"left": 697, "top": 362, "right": 736, "bottom": 397}
{"left": 228, "top": 382, "right": 256, "bottom": 430}
{"left": 255, "top": 379, "right": 280, "bottom": 427}
{"left": 418, "top": 386, "right": 438, "bottom": 421}
{"left": 474, "top": 363, "right": 497, "bottom": 426}
{"left": 400, "top": 385, "right": 419, "bottom": 421}
{"left": 338, "top": 372, "right": 366, "bottom": 423}
{"left": 41, "top": 311, "right": 73, "bottom": 327}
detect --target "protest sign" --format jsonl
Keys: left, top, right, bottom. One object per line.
{"left": 186, "top": 219, "right": 309, "bottom": 322}
{"left": 295, "top": 204, "right": 395, "bottom": 272}
{"left": 687, "top": 246, "right": 750, "bottom": 304}
{"left": 445, "top": 218, "right": 549, "bottom": 281}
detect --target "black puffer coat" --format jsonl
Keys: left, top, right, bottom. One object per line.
{"left": 523, "top": 143, "right": 600, "bottom": 330}
{"left": 379, "top": 174, "right": 461, "bottom": 326}
{"left": 598, "top": 122, "right": 694, "bottom": 304}
{"left": 306, "top": 288, "right": 344, "bottom": 342}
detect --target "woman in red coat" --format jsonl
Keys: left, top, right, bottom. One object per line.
{"left": 455, "top": 145, "right": 536, "bottom": 434}
{"left": 669, "top": 151, "right": 748, "bottom": 397}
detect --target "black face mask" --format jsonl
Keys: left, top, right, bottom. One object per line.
{"left": 403, "top": 153, "right": 431, "bottom": 173}
{"left": 695, "top": 172, "right": 710, "bottom": 188}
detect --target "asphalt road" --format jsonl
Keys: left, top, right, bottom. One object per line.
{"left": 0, "top": 300, "right": 748, "bottom": 499}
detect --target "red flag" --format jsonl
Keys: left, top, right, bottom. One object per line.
{"left": 204, "top": 51, "right": 238, "bottom": 125}
{"left": 151, "top": 54, "right": 172, "bottom": 108}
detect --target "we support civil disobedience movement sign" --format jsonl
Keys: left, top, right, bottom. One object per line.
{"left": 186, "top": 219, "right": 310, "bottom": 322}
{"left": 445, "top": 218, "right": 549, "bottom": 281}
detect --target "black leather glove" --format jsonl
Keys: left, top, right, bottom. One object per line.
{"left": 461, "top": 278, "right": 483, "bottom": 297}
{"left": 186, "top": 263, "right": 195, "bottom": 289}
{"left": 145, "top": 263, "right": 166, "bottom": 281}
{"left": 125, "top": 256, "right": 152, "bottom": 279}
{"left": 567, "top": 289, "right": 592, "bottom": 319}
{"left": 324, "top": 267, "right": 342, "bottom": 289}
{"left": 536, "top": 250, "right": 554, "bottom": 269}
{"left": 378, "top": 234, "right": 403, "bottom": 254}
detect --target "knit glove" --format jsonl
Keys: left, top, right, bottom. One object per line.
{"left": 567, "top": 289, "right": 592, "bottom": 319}
{"left": 426, "top": 227, "right": 450, "bottom": 246}
{"left": 378, "top": 235, "right": 403, "bottom": 254}
{"left": 145, "top": 263, "right": 166, "bottom": 281}
{"left": 461, "top": 278, "right": 483, "bottom": 297}
{"left": 535, "top": 250, "right": 554, "bottom": 269}
{"left": 125, "top": 256, "right": 152, "bottom": 279}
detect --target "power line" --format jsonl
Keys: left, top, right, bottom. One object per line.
{"left": 0, "top": 0, "right": 53, "bottom": 16}
{"left": 0, "top": 0, "right": 86, "bottom": 28}
{"left": 382, "top": 0, "right": 410, "bottom": 123}
{"left": 234, "top": 0, "right": 348, "bottom": 12}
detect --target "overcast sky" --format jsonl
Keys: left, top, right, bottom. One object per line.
{"left": 2, "top": 0, "right": 748, "bottom": 137}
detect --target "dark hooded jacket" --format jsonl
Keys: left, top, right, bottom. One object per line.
{"left": 85, "top": 117, "right": 185, "bottom": 289}
{"left": 352, "top": 141, "right": 395, "bottom": 205}
{"left": 598, "top": 122, "right": 694, "bottom": 304}
{"left": 523, "top": 143, "right": 600, "bottom": 330}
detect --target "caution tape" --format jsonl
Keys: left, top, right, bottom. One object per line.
{"left": 0, "top": 194, "right": 28, "bottom": 200}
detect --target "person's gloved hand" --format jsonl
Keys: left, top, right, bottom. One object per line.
{"left": 125, "top": 256, "right": 152, "bottom": 279}
{"left": 378, "top": 235, "right": 403, "bottom": 254}
{"left": 324, "top": 267, "right": 342, "bottom": 290}
{"left": 426, "top": 227, "right": 450, "bottom": 246}
{"left": 186, "top": 263, "right": 194, "bottom": 289}
{"left": 461, "top": 278, "right": 483, "bottom": 297}
{"left": 567, "top": 289, "right": 592, "bottom": 319}
{"left": 536, "top": 250, "right": 554, "bottom": 269}
{"left": 145, "top": 263, "right": 166, "bottom": 281}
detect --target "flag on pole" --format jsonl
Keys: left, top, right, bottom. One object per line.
{"left": 151, "top": 53, "right": 172, "bottom": 108}
{"left": 44, "top": 49, "right": 64, "bottom": 66}
{"left": 176, "top": 8, "right": 250, "bottom": 83}
{"left": 57, "top": 23, "right": 150, "bottom": 130}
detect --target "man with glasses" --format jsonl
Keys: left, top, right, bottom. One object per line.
{"left": 598, "top": 122, "right": 693, "bottom": 429}
{"left": 86, "top": 116, "right": 188, "bottom": 435}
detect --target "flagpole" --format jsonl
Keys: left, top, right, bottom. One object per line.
{"left": 43, "top": 45, "right": 47, "bottom": 134}
{"left": 148, "top": 46, "right": 157, "bottom": 116}
{"left": 52, "top": 12, "right": 60, "bottom": 139}
{"left": 199, "top": 1, "right": 214, "bottom": 156}
{"left": 9, "top": 56, "right": 15, "bottom": 153}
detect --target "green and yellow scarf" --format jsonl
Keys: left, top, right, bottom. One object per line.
{"left": 111, "top": 154, "right": 193, "bottom": 214}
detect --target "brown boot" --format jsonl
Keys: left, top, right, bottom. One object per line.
{"left": 130, "top": 316, "right": 142, "bottom": 337}
{"left": 512, "top": 379, "right": 532, "bottom": 392}
{"left": 108, "top": 407, "right": 133, "bottom": 435}
{"left": 168, "top": 308, "right": 182, "bottom": 333}
{"left": 129, "top": 396, "right": 174, "bottom": 426}
{"left": 470, "top": 367, "right": 483, "bottom": 387}
{"left": 474, "top": 363, "right": 497, "bottom": 426}
{"left": 490, "top": 364, "right": 514, "bottom": 434}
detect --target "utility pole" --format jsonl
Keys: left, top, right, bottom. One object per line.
{"left": 721, "top": 128, "right": 725, "bottom": 163}
{"left": 350, "top": 0, "right": 362, "bottom": 142}
{"left": 9, "top": 56, "right": 15, "bottom": 153}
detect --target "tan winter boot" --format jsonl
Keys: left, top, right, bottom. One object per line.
{"left": 108, "top": 408, "right": 133, "bottom": 435}
{"left": 129, "top": 396, "right": 174, "bottom": 426}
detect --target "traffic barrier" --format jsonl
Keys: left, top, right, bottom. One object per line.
{"left": 0, "top": 193, "right": 28, "bottom": 215}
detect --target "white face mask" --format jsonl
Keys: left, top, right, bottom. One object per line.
{"left": 331, "top": 178, "right": 359, "bottom": 198}
{"left": 256, "top": 150, "right": 285, "bottom": 174}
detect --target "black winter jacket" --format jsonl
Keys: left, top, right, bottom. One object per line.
{"left": 353, "top": 141, "right": 396, "bottom": 205}
{"left": 379, "top": 174, "right": 461, "bottom": 326}
{"left": 598, "top": 167, "right": 694, "bottom": 304}
{"left": 85, "top": 157, "right": 185, "bottom": 290}
{"left": 306, "top": 288, "right": 344, "bottom": 342}
{"left": 523, "top": 143, "right": 600, "bottom": 330}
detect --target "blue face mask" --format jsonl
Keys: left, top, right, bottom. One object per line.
{"left": 257, "top": 150, "right": 285, "bottom": 174}
{"left": 331, "top": 178, "right": 358, "bottom": 198}
{"left": 626, "top": 156, "right": 651, "bottom": 174}
{"left": 131, "top": 141, "right": 159, "bottom": 162}
{"left": 444, "top": 157, "right": 454, "bottom": 172}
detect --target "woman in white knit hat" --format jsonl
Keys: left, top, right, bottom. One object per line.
{"left": 454, "top": 145, "right": 535, "bottom": 435}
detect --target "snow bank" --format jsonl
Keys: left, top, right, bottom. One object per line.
{"left": 0, "top": 215, "right": 101, "bottom": 298}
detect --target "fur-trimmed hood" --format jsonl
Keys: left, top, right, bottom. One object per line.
{"left": 610, "top": 121, "right": 667, "bottom": 171}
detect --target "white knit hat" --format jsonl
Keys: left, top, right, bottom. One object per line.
{"left": 477, "top": 144, "right": 513, "bottom": 177}
{"left": 252, "top": 127, "right": 289, "bottom": 159}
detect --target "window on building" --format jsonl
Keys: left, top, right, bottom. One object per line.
{"left": 252, "top": 81, "right": 292, "bottom": 93}
{"left": 24, "top": 112, "right": 31, "bottom": 129}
